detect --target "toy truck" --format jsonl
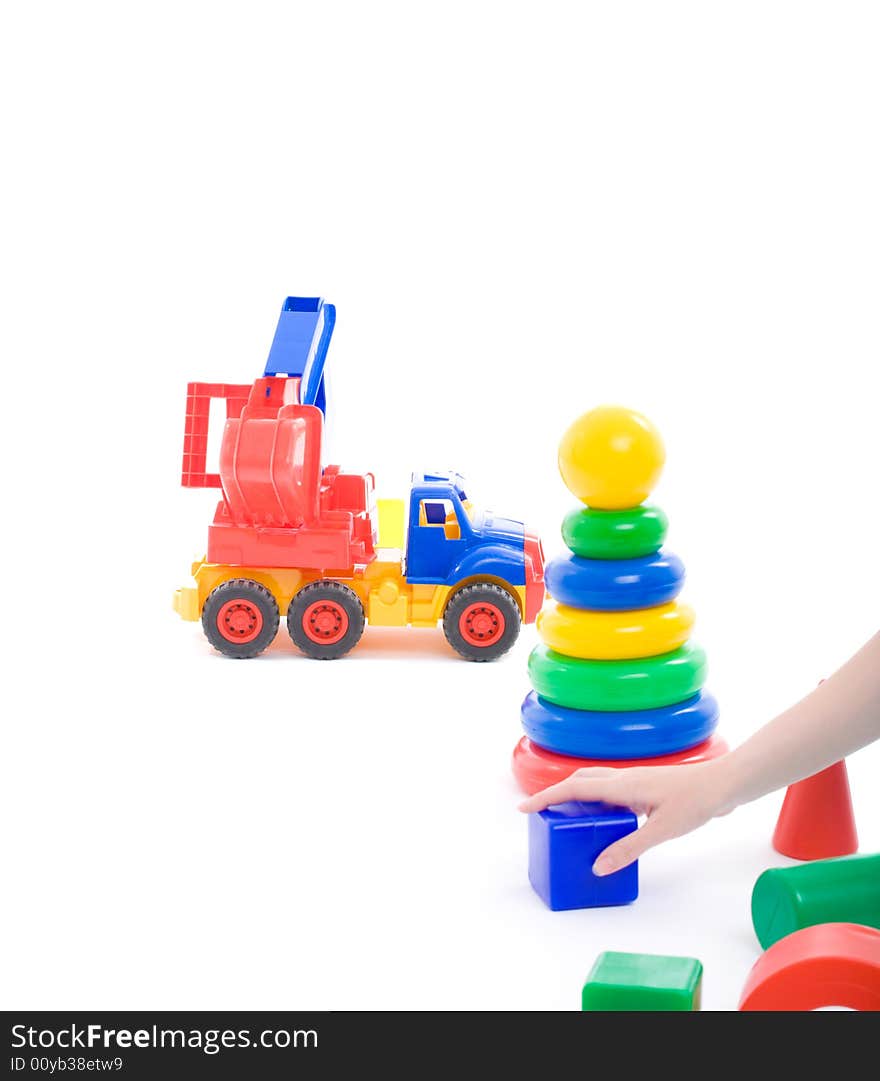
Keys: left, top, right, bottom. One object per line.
{"left": 173, "top": 297, "right": 544, "bottom": 660}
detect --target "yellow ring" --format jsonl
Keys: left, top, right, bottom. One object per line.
{"left": 536, "top": 600, "right": 695, "bottom": 660}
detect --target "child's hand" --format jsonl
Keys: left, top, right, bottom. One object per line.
{"left": 518, "top": 761, "right": 732, "bottom": 876}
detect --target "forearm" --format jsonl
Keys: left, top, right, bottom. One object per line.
{"left": 714, "top": 633, "right": 880, "bottom": 813}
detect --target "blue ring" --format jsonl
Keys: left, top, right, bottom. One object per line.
{"left": 544, "top": 550, "right": 685, "bottom": 611}
{"left": 520, "top": 690, "right": 719, "bottom": 759}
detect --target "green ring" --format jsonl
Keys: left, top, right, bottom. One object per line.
{"left": 561, "top": 504, "right": 668, "bottom": 560}
{"left": 528, "top": 642, "right": 707, "bottom": 712}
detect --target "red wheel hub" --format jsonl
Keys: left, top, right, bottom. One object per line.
{"left": 459, "top": 601, "right": 505, "bottom": 647}
{"left": 216, "top": 598, "right": 264, "bottom": 644}
{"left": 302, "top": 600, "right": 349, "bottom": 646}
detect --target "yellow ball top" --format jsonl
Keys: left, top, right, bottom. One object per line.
{"left": 558, "top": 405, "right": 665, "bottom": 509}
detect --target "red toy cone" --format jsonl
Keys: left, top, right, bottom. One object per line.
{"left": 772, "top": 760, "right": 858, "bottom": 861}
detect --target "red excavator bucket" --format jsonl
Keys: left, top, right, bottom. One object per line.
{"left": 219, "top": 378, "right": 322, "bottom": 528}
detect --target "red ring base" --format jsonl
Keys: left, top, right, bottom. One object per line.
{"left": 511, "top": 733, "right": 730, "bottom": 795}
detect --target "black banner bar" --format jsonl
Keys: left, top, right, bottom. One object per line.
{"left": 1, "top": 1010, "right": 866, "bottom": 1079}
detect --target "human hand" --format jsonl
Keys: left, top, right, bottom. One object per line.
{"left": 518, "top": 760, "right": 734, "bottom": 876}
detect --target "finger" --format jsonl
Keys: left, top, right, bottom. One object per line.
{"left": 517, "top": 779, "right": 578, "bottom": 813}
{"left": 592, "top": 814, "right": 669, "bottom": 876}
{"left": 518, "top": 772, "right": 618, "bottom": 814}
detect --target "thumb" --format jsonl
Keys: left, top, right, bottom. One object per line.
{"left": 592, "top": 814, "right": 669, "bottom": 877}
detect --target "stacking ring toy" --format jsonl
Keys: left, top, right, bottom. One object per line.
{"left": 511, "top": 733, "right": 729, "bottom": 795}
{"left": 562, "top": 504, "right": 668, "bottom": 561}
{"left": 528, "top": 642, "right": 707, "bottom": 712}
{"left": 520, "top": 690, "right": 719, "bottom": 759}
{"left": 544, "top": 551, "right": 685, "bottom": 612}
{"left": 536, "top": 599, "right": 694, "bottom": 660}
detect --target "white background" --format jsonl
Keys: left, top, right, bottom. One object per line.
{"left": 2, "top": 2, "right": 879, "bottom": 1011}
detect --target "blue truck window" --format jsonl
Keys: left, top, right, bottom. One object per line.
{"left": 421, "top": 500, "right": 449, "bottom": 525}
{"left": 418, "top": 499, "right": 461, "bottom": 541}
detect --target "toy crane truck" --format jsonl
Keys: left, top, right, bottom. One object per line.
{"left": 173, "top": 297, "right": 544, "bottom": 660}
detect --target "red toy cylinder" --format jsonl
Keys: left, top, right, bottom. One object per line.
{"left": 738, "top": 923, "right": 880, "bottom": 1011}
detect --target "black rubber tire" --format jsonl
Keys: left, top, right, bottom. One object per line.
{"left": 202, "top": 578, "right": 280, "bottom": 659}
{"left": 442, "top": 582, "right": 521, "bottom": 661}
{"left": 287, "top": 581, "right": 365, "bottom": 660}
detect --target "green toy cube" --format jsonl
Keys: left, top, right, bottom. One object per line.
{"left": 582, "top": 951, "right": 703, "bottom": 1011}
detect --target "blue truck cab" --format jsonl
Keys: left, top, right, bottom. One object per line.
{"left": 402, "top": 471, "right": 545, "bottom": 659}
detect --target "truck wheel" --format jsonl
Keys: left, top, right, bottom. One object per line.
{"left": 202, "top": 579, "right": 280, "bottom": 659}
{"left": 443, "top": 583, "right": 521, "bottom": 661}
{"left": 287, "top": 581, "right": 365, "bottom": 660}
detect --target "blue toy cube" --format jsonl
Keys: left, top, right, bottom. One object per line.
{"left": 528, "top": 801, "right": 639, "bottom": 911}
